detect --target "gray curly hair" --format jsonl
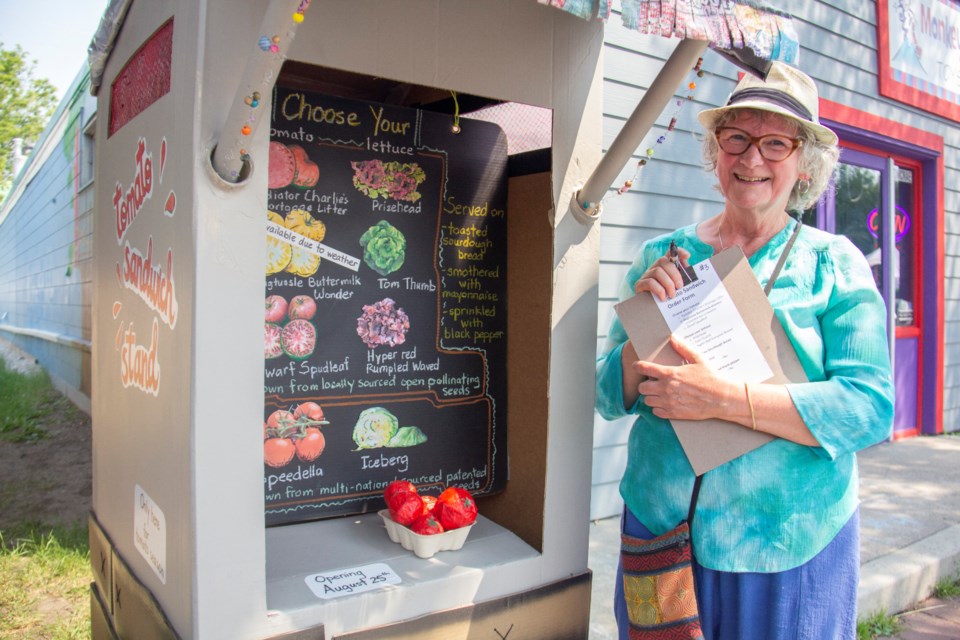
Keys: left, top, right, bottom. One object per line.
{"left": 702, "top": 109, "right": 839, "bottom": 212}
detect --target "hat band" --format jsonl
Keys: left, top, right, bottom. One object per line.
{"left": 727, "top": 88, "right": 814, "bottom": 123}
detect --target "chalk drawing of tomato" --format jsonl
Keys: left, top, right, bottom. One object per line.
{"left": 264, "top": 437, "right": 296, "bottom": 467}
{"left": 268, "top": 142, "right": 296, "bottom": 190}
{"left": 294, "top": 427, "right": 326, "bottom": 461}
{"left": 265, "top": 295, "right": 288, "bottom": 323}
{"left": 287, "top": 295, "right": 317, "bottom": 321}
{"left": 281, "top": 318, "right": 316, "bottom": 360}
{"left": 265, "top": 323, "right": 283, "bottom": 359}
{"left": 266, "top": 211, "right": 292, "bottom": 275}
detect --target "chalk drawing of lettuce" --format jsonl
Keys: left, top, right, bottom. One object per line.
{"left": 351, "top": 159, "right": 426, "bottom": 202}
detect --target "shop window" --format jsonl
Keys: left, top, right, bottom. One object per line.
{"left": 80, "top": 114, "right": 97, "bottom": 189}
{"left": 829, "top": 161, "right": 918, "bottom": 327}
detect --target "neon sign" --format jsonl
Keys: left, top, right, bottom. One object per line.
{"left": 867, "top": 205, "right": 911, "bottom": 242}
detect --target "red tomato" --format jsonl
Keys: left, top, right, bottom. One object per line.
{"left": 265, "top": 295, "right": 288, "bottom": 323}
{"left": 288, "top": 295, "right": 317, "bottom": 321}
{"left": 294, "top": 428, "right": 325, "bottom": 461}
{"left": 266, "top": 410, "right": 296, "bottom": 432}
{"left": 420, "top": 495, "right": 438, "bottom": 515}
{"left": 264, "top": 438, "right": 296, "bottom": 467}
{"left": 294, "top": 401, "right": 325, "bottom": 422}
{"left": 384, "top": 480, "right": 417, "bottom": 507}
{"left": 388, "top": 491, "right": 423, "bottom": 527}
{"left": 436, "top": 487, "right": 478, "bottom": 530}
{"left": 410, "top": 513, "right": 444, "bottom": 536}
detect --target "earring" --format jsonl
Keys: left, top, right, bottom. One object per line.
{"left": 797, "top": 178, "right": 811, "bottom": 195}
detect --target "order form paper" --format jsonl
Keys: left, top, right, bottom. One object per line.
{"left": 653, "top": 259, "right": 773, "bottom": 384}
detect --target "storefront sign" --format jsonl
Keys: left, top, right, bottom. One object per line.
{"left": 867, "top": 204, "right": 912, "bottom": 242}
{"left": 263, "top": 88, "right": 508, "bottom": 525}
{"left": 878, "top": 0, "right": 960, "bottom": 120}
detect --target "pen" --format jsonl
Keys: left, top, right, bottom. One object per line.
{"left": 668, "top": 240, "right": 695, "bottom": 286}
{"left": 668, "top": 240, "right": 679, "bottom": 262}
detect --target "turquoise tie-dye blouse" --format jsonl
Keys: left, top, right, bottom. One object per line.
{"left": 596, "top": 219, "right": 894, "bottom": 572}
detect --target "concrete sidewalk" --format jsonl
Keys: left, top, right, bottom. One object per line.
{"left": 587, "top": 435, "right": 960, "bottom": 639}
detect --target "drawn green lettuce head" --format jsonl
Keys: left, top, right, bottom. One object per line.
{"left": 352, "top": 406, "right": 399, "bottom": 449}
{"left": 359, "top": 220, "right": 406, "bottom": 276}
{"left": 386, "top": 426, "right": 427, "bottom": 447}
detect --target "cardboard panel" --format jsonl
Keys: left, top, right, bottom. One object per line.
{"left": 91, "top": 584, "right": 120, "bottom": 640}
{"left": 270, "top": 626, "right": 327, "bottom": 639}
{"left": 88, "top": 513, "right": 113, "bottom": 617}
{"left": 93, "top": 1, "right": 200, "bottom": 633}
{"left": 476, "top": 172, "right": 554, "bottom": 552}
{"left": 333, "top": 571, "right": 591, "bottom": 640}
{"left": 111, "top": 548, "right": 181, "bottom": 640}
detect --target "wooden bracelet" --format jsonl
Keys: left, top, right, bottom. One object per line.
{"left": 744, "top": 382, "right": 757, "bottom": 431}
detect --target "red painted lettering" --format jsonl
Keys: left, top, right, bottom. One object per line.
{"left": 114, "top": 138, "right": 155, "bottom": 244}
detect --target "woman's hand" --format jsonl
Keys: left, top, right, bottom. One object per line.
{"left": 633, "top": 336, "right": 735, "bottom": 421}
{"left": 634, "top": 246, "right": 692, "bottom": 301}
{"left": 630, "top": 336, "right": 820, "bottom": 445}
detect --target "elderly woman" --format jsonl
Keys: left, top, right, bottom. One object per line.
{"left": 596, "top": 63, "right": 894, "bottom": 639}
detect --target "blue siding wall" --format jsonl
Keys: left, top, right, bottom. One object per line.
{"left": 0, "top": 69, "right": 95, "bottom": 412}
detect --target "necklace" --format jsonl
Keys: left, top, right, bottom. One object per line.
{"left": 718, "top": 214, "right": 791, "bottom": 254}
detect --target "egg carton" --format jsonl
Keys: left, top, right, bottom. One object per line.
{"left": 378, "top": 510, "right": 474, "bottom": 559}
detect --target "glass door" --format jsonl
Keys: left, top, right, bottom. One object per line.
{"left": 816, "top": 147, "right": 922, "bottom": 437}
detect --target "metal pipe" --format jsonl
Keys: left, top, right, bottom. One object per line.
{"left": 571, "top": 37, "right": 709, "bottom": 223}
{"left": 211, "top": 0, "right": 311, "bottom": 183}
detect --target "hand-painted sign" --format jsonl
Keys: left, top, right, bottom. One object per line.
{"left": 110, "top": 137, "right": 178, "bottom": 399}
{"left": 262, "top": 88, "right": 509, "bottom": 525}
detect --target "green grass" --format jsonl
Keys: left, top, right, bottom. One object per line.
{"left": 857, "top": 609, "right": 902, "bottom": 640}
{"left": 0, "top": 358, "right": 65, "bottom": 443}
{"left": 0, "top": 362, "right": 92, "bottom": 638}
{"left": 933, "top": 574, "right": 960, "bottom": 599}
{"left": 857, "top": 575, "right": 960, "bottom": 639}
{"left": 0, "top": 523, "right": 90, "bottom": 639}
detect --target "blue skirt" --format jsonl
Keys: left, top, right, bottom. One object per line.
{"left": 614, "top": 508, "right": 860, "bottom": 640}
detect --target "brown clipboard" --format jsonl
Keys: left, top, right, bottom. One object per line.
{"left": 614, "top": 246, "right": 808, "bottom": 475}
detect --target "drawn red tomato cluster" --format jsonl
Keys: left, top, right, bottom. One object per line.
{"left": 263, "top": 402, "right": 329, "bottom": 467}
{"left": 383, "top": 480, "right": 477, "bottom": 535}
{"left": 265, "top": 294, "right": 318, "bottom": 361}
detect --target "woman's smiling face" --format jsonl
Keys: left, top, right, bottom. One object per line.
{"left": 715, "top": 110, "right": 802, "bottom": 219}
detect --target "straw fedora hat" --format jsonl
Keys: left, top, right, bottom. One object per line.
{"left": 698, "top": 62, "right": 838, "bottom": 146}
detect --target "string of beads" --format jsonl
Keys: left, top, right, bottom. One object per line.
{"left": 598, "top": 57, "right": 705, "bottom": 207}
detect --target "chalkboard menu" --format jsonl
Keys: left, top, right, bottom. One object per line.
{"left": 263, "top": 87, "right": 508, "bottom": 526}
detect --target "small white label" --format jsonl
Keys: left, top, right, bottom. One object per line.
{"left": 266, "top": 222, "right": 361, "bottom": 271}
{"left": 133, "top": 484, "right": 167, "bottom": 584}
{"left": 304, "top": 562, "right": 401, "bottom": 600}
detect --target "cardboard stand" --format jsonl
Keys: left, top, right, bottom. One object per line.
{"left": 89, "top": 1, "right": 603, "bottom": 637}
